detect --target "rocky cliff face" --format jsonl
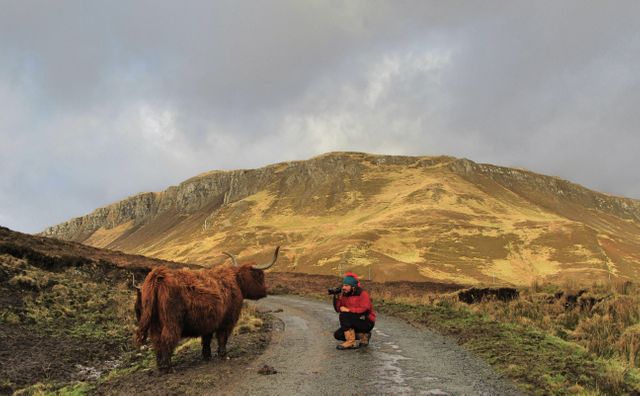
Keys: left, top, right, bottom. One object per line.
{"left": 42, "top": 192, "right": 158, "bottom": 242}
{"left": 41, "top": 153, "right": 453, "bottom": 241}
{"left": 41, "top": 168, "right": 273, "bottom": 241}
{"left": 40, "top": 152, "right": 640, "bottom": 285}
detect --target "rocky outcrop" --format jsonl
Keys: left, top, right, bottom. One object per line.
{"left": 41, "top": 169, "right": 270, "bottom": 241}
{"left": 41, "top": 152, "right": 452, "bottom": 241}
{"left": 41, "top": 192, "right": 159, "bottom": 241}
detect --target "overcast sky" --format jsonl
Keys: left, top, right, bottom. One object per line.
{"left": 1, "top": 1, "right": 639, "bottom": 233}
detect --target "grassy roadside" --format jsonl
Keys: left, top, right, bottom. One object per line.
{"left": 377, "top": 300, "right": 640, "bottom": 395}
{"left": 266, "top": 272, "right": 640, "bottom": 395}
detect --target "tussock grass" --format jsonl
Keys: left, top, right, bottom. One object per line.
{"left": 620, "top": 324, "right": 640, "bottom": 368}
{"left": 234, "top": 302, "right": 264, "bottom": 335}
{"left": 12, "top": 381, "right": 94, "bottom": 396}
{"left": 0, "top": 250, "right": 138, "bottom": 394}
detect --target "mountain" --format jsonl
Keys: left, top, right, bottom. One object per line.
{"left": 41, "top": 152, "right": 640, "bottom": 285}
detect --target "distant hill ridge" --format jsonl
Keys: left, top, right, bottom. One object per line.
{"left": 41, "top": 152, "right": 640, "bottom": 285}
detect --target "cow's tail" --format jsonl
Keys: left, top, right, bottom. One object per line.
{"left": 134, "top": 269, "right": 163, "bottom": 346}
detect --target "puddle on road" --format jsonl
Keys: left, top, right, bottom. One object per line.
{"left": 373, "top": 351, "right": 413, "bottom": 391}
{"left": 374, "top": 329, "right": 390, "bottom": 338}
{"left": 420, "top": 389, "right": 451, "bottom": 395}
{"left": 372, "top": 343, "right": 441, "bottom": 393}
{"left": 381, "top": 341, "right": 403, "bottom": 353}
{"left": 285, "top": 315, "right": 309, "bottom": 330}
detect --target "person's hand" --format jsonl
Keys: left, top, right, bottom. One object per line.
{"left": 340, "top": 306, "right": 350, "bottom": 312}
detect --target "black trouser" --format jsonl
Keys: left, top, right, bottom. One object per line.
{"left": 334, "top": 312, "right": 374, "bottom": 341}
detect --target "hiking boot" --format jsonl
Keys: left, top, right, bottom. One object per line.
{"left": 357, "top": 332, "right": 371, "bottom": 347}
{"left": 337, "top": 329, "right": 358, "bottom": 350}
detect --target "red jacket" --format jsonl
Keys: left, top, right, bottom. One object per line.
{"left": 334, "top": 289, "right": 376, "bottom": 323}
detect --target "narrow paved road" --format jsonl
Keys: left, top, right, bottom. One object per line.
{"left": 222, "top": 295, "right": 519, "bottom": 395}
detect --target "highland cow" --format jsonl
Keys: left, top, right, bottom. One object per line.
{"left": 134, "top": 246, "right": 279, "bottom": 371}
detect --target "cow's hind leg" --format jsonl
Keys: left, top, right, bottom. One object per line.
{"left": 202, "top": 333, "right": 213, "bottom": 361}
{"left": 154, "top": 325, "right": 180, "bottom": 372}
{"left": 216, "top": 328, "right": 232, "bottom": 358}
{"left": 156, "top": 350, "right": 172, "bottom": 373}
{"left": 151, "top": 335, "right": 173, "bottom": 373}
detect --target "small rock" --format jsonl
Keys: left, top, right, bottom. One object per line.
{"left": 258, "top": 365, "right": 278, "bottom": 375}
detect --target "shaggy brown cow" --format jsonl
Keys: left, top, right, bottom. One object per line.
{"left": 134, "top": 246, "right": 279, "bottom": 371}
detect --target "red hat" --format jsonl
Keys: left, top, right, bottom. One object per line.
{"left": 343, "top": 272, "right": 360, "bottom": 287}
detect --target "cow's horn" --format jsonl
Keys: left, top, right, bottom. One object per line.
{"left": 222, "top": 251, "right": 238, "bottom": 267}
{"left": 252, "top": 246, "right": 280, "bottom": 271}
{"left": 132, "top": 274, "right": 141, "bottom": 290}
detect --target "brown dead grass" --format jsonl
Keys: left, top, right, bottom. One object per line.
{"left": 412, "top": 278, "right": 640, "bottom": 369}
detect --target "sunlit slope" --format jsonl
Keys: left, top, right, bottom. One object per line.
{"left": 42, "top": 152, "right": 640, "bottom": 285}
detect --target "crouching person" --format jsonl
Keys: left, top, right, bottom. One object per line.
{"left": 332, "top": 272, "right": 376, "bottom": 350}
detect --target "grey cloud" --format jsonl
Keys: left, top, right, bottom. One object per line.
{"left": 1, "top": 1, "right": 639, "bottom": 233}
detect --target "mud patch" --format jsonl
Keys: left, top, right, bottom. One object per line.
{"left": 0, "top": 324, "right": 125, "bottom": 393}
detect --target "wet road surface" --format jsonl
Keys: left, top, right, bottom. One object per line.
{"left": 221, "top": 295, "right": 520, "bottom": 395}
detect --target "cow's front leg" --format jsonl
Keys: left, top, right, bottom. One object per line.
{"left": 201, "top": 333, "right": 213, "bottom": 361}
{"left": 216, "top": 329, "right": 231, "bottom": 358}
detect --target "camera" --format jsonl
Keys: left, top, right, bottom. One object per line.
{"left": 328, "top": 286, "right": 342, "bottom": 295}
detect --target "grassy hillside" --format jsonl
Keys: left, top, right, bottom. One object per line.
{"left": 42, "top": 152, "right": 640, "bottom": 285}
{"left": 0, "top": 226, "right": 269, "bottom": 394}
{"left": 0, "top": 226, "right": 144, "bottom": 393}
